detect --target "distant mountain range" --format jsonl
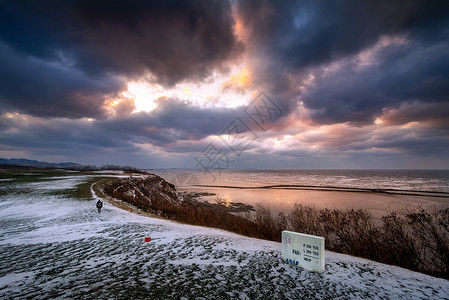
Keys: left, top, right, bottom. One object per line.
{"left": 0, "top": 158, "right": 83, "bottom": 169}
{"left": 0, "top": 158, "right": 139, "bottom": 171}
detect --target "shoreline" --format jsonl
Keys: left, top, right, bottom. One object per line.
{"left": 152, "top": 169, "right": 449, "bottom": 219}
{"left": 184, "top": 186, "right": 449, "bottom": 220}
{"left": 195, "top": 184, "right": 449, "bottom": 198}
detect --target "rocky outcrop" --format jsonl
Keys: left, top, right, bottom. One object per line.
{"left": 100, "top": 173, "right": 261, "bottom": 241}
{"left": 102, "top": 174, "right": 183, "bottom": 215}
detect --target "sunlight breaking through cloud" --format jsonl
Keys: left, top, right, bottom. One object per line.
{"left": 123, "top": 65, "right": 254, "bottom": 113}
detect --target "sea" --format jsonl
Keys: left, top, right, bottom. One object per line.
{"left": 151, "top": 169, "right": 449, "bottom": 217}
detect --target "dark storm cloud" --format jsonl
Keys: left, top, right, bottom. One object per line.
{"left": 302, "top": 40, "right": 449, "bottom": 125}
{"left": 0, "top": 98, "right": 240, "bottom": 157}
{"left": 0, "top": 0, "right": 241, "bottom": 117}
{"left": 373, "top": 131, "right": 449, "bottom": 156}
{"left": 239, "top": 0, "right": 449, "bottom": 71}
{"left": 238, "top": 0, "right": 449, "bottom": 125}
{"left": 0, "top": 114, "right": 130, "bottom": 150}
{"left": 98, "top": 98, "right": 240, "bottom": 145}
{"left": 0, "top": 0, "right": 240, "bottom": 83}
{"left": 0, "top": 41, "right": 123, "bottom": 118}
{"left": 74, "top": 0, "right": 241, "bottom": 85}
{"left": 380, "top": 101, "right": 449, "bottom": 129}
{"left": 1, "top": 0, "right": 448, "bottom": 168}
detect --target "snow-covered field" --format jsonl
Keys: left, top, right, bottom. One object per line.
{"left": 0, "top": 171, "right": 448, "bottom": 299}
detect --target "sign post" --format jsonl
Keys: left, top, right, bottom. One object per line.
{"left": 282, "top": 230, "right": 325, "bottom": 273}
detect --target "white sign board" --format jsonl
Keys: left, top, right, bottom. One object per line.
{"left": 282, "top": 230, "right": 325, "bottom": 273}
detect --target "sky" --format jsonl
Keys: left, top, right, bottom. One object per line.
{"left": 1, "top": 0, "right": 449, "bottom": 169}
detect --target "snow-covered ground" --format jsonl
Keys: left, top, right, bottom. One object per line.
{"left": 0, "top": 172, "right": 448, "bottom": 299}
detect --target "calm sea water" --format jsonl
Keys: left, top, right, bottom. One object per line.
{"left": 152, "top": 169, "right": 449, "bottom": 216}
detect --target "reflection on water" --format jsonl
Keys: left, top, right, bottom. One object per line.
{"left": 152, "top": 169, "right": 449, "bottom": 217}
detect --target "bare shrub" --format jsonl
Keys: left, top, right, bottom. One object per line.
{"left": 287, "top": 204, "right": 449, "bottom": 278}
{"left": 289, "top": 204, "right": 320, "bottom": 235}
{"left": 276, "top": 212, "right": 288, "bottom": 234}
{"left": 317, "top": 208, "right": 378, "bottom": 257}
{"left": 405, "top": 207, "right": 449, "bottom": 277}
{"left": 213, "top": 196, "right": 226, "bottom": 206}
{"left": 379, "top": 212, "right": 420, "bottom": 269}
{"left": 254, "top": 206, "right": 286, "bottom": 241}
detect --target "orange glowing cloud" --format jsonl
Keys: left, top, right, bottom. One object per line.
{"left": 222, "top": 67, "right": 251, "bottom": 91}
{"left": 234, "top": 15, "right": 247, "bottom": 42}
{"left": 378, "top": 101, "right": 449, "bottom": 131}
{"left": 296, "top": 123, "right": 372, "bottom": 149}
{"left": 103, "top": 97, "right": 135, "bottom": 118}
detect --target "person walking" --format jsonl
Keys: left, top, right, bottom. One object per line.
{"left": 96, "top": 199, "right": 103, "bottom": 213}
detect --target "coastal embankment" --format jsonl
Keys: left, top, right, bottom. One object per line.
{"left": 1, "top": 169, "right": 448, "bottom": 299}
{"left": 97, "top": 172, "right": 449, "bottom": 279}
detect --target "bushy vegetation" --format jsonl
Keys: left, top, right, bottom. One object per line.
{"left": 256, "top": 204, "right": 449, "bottom": 279}
{"left": 102, "top": 177, "right": 449, "bottom": 279}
